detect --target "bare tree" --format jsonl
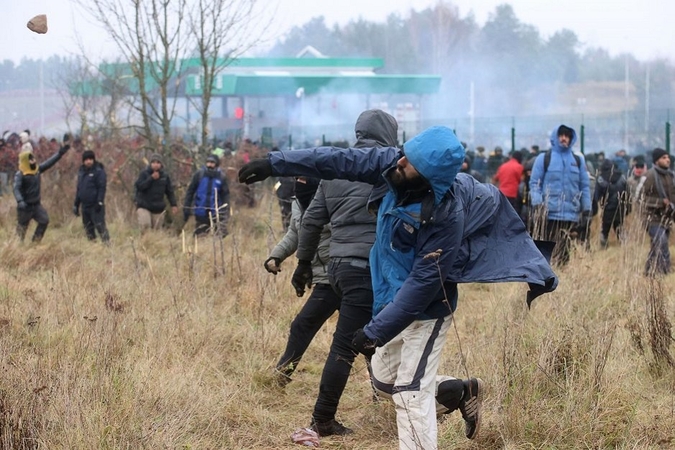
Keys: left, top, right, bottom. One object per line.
{"left": 74, "top": 0, "right": 191, "bottom": 156}
{"left": 187, "top": 0, "right": 269, "bottom": 152}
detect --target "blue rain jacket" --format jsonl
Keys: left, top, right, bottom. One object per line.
{"left": 529, "top": 126, "right": 591, "bottom": 221}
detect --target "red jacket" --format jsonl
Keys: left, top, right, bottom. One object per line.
{"left": 493, "top": 158, "right": 523, "bottom": 198}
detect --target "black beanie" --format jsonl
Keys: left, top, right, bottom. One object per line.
{"left": 82, "top": 150, "right": 96, "bottom": 162}
{"left": 206, "top": 154, "right": 220, "bottom": 167}
{"left": 652, "top": 148, "right": 669, "bottom": 164}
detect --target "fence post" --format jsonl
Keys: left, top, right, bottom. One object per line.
{"left": 580, "top": 124, "right": 585, "bottom": 155}
{"left": 510, "top": 118, "right": 515, "bottom": 154}
{"left": 288, "top": 134, "right": 292, "bottom": 150}
{"left": 667, "top": 110, "right": 671, "bottom": 154}
{"left": 322, "top": 134, "right": 326, "bottom": 146}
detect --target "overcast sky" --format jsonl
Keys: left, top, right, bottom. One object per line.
{"left": 4, "top": 0, "right": 673, "bottom": 63}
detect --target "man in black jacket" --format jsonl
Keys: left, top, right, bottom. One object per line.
{"left": 14, "top": 133, "right": 71, "bottom": 242}
{"left": 73, "top": 150, "right": 109, "bottom": 242}
{"left": 134, "top": 153, "right": 178, "bottom": 231}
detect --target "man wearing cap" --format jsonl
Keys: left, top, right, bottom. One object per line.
{"left": 182, "top": 154, "right": 230, "bottom": 237}
{"left": 73, "top": 150, "right": 109, "bottom": 242}
{"left": 134, "top": 153, "right": 178, "bottom": 231}
{"left": 640, "top": 148, "right": 675, "bottom": 276}
{"left": 14, "top": 133, "right": 71, "bottom": 242}
{"left": 529, "top": 124, "right": 592, "bottom": 265}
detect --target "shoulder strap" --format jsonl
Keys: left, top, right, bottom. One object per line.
{"left": 543, "top": 150, "right": 581, "bottom": 175}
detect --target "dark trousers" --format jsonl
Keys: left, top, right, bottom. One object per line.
{"left": 17, "top": 203, "right": 49, "bottom": 242}
{"left": 601, "top": 208, "right": 624, "bottom": 239}
{"left": 82, "top": 205, "right": 110, "bottom": 242}
{"left": 312, "top": 258, "right": 374, "bottom": 423}
{"left": 544, "top": 220, "right": 577, "bottom": 266}
{"left": 646, "top": 224, "right": 671, "bottom": 276}
{"left": 276, "top": 283, "right": 341, "bottom": 377}
{"left": 194, "top": 215, "right": 228, "bottom": 237}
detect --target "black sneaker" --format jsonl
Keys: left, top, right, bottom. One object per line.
{"left": 458, "top": 378, "right": 484, "bottom": 440}
{"left": 310, "top": 418, "right": 354, "bottom": 437}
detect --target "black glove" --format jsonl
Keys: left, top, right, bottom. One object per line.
{"left": 17, "top": 201, "right": 27, "bottom": 210}
{"left": 95, "top": 202, "right": 103, "bottom": 213}
{"left": 291, "top": 260, "right": 313, "bottom": 297}
{"left": 238, "top": 158, "right": 273, "bottom": 184}
{"left": 580, "top": 210, "right": 591, "bottom": 225}
{"left": 264, "top": 257, "right": 281, "bottom": 275}
{"left": 73, "top": 205, "right": 80, "bottom": 216}
{"left": 352, "top": 329, "right": 377, "bottom": 358}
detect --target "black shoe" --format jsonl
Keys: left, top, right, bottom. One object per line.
{"left": 310, "top": 418, "right": 353, "bottom": 437}
{"left": 458, "top": 378, "right": 484, "bottom": 440}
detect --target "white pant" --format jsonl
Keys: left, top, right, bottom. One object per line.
{"left": 371, "top": 315, "right": 453, "bottom": 450}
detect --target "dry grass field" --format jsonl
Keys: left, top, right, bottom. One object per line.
{"left": 1, "top": 185, "right": 674, "bottom": 449}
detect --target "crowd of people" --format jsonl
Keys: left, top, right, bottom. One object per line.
{"left": 462, "top": 127, "right": 674, "bottom": 275}
{"left": 1, "top": 114, "right": 672, "bottom": 448}
{"left": 0, "top": 129, "right": 235, "bottom": 244}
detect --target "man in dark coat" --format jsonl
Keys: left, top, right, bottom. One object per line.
{"left": 640, "top": 148, "right": 675, "bottom": 276}
{"left": 14, "top": 133, "right": 71, "bottom": 242}
{"left": 73, "top": 150, "right": 109, "bottom": 242}
{"left": 183, "top": 154, "right": 230, "bottom": 237}
{"left": 593, "top": 159, "right": 628, "bottom": 248}
{"left": 134, "top": 153, "right": 178, "bottom": 231}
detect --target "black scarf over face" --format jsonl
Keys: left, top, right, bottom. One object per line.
{"left": 294, "top": 177, "right": 320, "bottom": 210}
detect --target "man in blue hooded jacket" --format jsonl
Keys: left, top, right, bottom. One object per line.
{"left": 183, "top": 154, "right": 230, "bottom": 237}
{"left": 529, "top": 125, "right": 591, "bottom": 265}
{"left": 239, "top": 125, "right": 557, "bottom": 449}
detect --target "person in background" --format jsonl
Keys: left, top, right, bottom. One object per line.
{"left": 593, "top": 159, "right": 628, "bottom": 248}
{"left": 182, "top": 154, "right": 230, "bottom": 237}
{"left": 14, "top": 133, "right": 71, "bottom": 242}
{"left": 493, "top": 151, "right": 523, "bottom": 209}
{"left": 640, "top": 149, "right": 675, "bottom": 276}
{"left": 73, "top": 149, "right": 110, "bottom": 243}
{"left": 134, "top": 153, "right": 178, "bottom": 231}
{"left": 529, "top": 125, "right": 591, "bottom": 265}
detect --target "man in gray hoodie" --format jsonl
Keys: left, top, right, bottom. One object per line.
{"left": 289, "top": 109, "right": 395, "bottom": 436}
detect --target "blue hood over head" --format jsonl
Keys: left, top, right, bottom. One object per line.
{"left": 403, "top": 126, "right": 465, "bottom": 205}
{"left": 549, "top": 124, "right": 577, "bottom": 152}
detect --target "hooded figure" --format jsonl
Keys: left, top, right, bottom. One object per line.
{"left": 14, "top": 133, "right": 71, "bottom": 242}
{"left": 528, "top": 124, "right": 592, "bottom": 264}
{"left": 239, "top": 124, "right": 558, "bottom": 449}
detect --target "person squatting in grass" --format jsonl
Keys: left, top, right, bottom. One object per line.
{"left": 263, "top": 176, "right": 340, "bottom": 387}
{"left": 73, "top": 149, "right": 110, "bottom": 243}
{"left": 14, "top": 133, "right": 71, "bottom": 242}
{"left": 239, "top": 124, "right": 558, "bottom": 449}
{"left": 183, "top": 154, "right": 230, "bottom": 237}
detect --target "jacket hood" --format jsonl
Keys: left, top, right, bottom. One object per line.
{"left": 549, "top": 124, "right": 577, "bottom": 152}
{"left": 402, "top": 126, "right": 465, "bottom": 205}
{"left": 18, "top": 151, "right": 37, "bottom": 175}
{"left": 354, "top": 109, "right": 398, "bottom": 148}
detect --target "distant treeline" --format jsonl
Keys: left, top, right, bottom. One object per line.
{"left": 267, "top": 3, "right": 675, "bottom": 116}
